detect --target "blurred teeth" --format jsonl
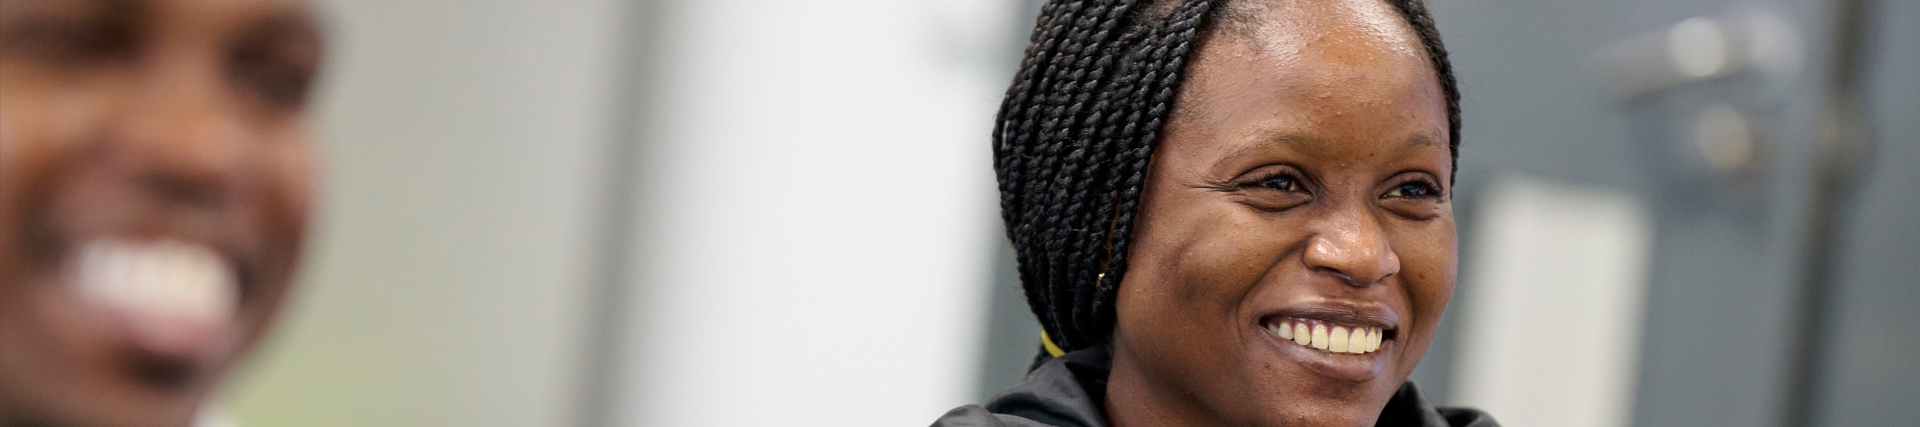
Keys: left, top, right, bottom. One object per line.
{"left": 72, "top": 238, "right": 239, "bottom": 325}
{"left": 1266, "top": 318, "right": 1384, "bottom": 354}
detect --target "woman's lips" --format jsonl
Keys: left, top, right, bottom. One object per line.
{"left": 67, "top": 238, "right": 242, "bottom": 362}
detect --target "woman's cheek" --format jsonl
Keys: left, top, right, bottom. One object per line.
{"left": 1174, "top": 212, "right": 1276, "bottom": 297}
{"left": 266, "top": 130, "right": 314, "bottom": 232}
{"left": 1396, "top": 218, "right": 1456, "bottom": 359}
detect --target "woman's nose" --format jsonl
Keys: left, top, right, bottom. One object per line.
{"left": 114, "top": 58, "right": 247, "bottom": 207}
{"left": 1303, "top": 209, "right": 1401, "bottom": 287}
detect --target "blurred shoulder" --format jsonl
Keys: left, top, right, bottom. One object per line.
{"left": 930, "top": 345, "right": 1112, "bottom": 427}
{"left": 932, "top": 405, "right": 1069, "bottom": 427}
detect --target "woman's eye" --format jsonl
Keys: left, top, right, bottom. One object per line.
{"left": 1385, "top": 181, "right": 1439, "bottom": 199}
{"left": 1231, "top": 171, "right": 1312, "bottom": 211}
{"left": 1260, "top": 175, "right": 1301, "bottom": 192}
{"left": 231, "top": 49, "right": 316, "bottom": 109}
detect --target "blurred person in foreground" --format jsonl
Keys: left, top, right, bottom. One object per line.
{"left": 0, "top": 0, "right": 323, "bottom": 426}
{"left": 936, "top": 0, "right": 1493, "bottom": 426}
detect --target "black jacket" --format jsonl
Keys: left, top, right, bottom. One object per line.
{"left": 933, "top": 344, "right": 1498, "bottom": 427}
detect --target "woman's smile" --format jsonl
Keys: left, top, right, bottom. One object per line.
{"left": 62, "top": 236, "right": 251, "bottom": 365}
{"left": 1257, "top": 303, "right": 1402, "bottom": 382}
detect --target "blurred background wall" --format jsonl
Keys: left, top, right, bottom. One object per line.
{"left": 599, "top": 0, "right": 1017, "bottom": 425}
{"left": 1411, "top": 1, "right": 1920, "bottom": 427}
{"left": 226, "top": 0, "right": 623, "bottom": 425}
{"left": 223, "top": 0, "right": 1917, "bottom": 426}
{"left": 228, "top": 0, "right": 1024, "bottom": 426}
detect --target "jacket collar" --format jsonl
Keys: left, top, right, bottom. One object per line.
{"left": 936, "top": 343, "right": 1499, "bottom": 427}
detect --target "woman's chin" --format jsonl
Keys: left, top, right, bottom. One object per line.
{"left": 1235, "top": 328, "right": 1412, "bottom": 426}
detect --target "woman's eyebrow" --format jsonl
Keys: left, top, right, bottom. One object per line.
{"left": 1211, "top": 129, "right": 1447, "bottom": 172}
{"left": 1405, "top": 132, "right": 1446, "bottom": 149}
{"left": 0, "top": 0, "right": 144, "bottom": 29}
{"left": 1220, "top": 129, "right": 1321, "bottom": 161}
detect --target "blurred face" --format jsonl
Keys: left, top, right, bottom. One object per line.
{"left": 0, "top": 0, "right": 320, "bottom": 426}
{"left": 1103, "top": 1, "right": 1452, "bottom": 426}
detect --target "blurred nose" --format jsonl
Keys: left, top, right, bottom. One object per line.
{"left": 115, "top": 53, "right": 246, "bottom": 208}
{"left": 1303, "top": 207, "right": 1401, "bottom": 287}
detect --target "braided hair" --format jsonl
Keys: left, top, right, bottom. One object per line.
{"left": 994, "top": 0, "right": 1460, "bottom": 358}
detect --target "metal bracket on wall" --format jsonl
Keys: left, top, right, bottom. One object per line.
{"left": 1592, "top": 11, "right": 1805, "bottom": 191}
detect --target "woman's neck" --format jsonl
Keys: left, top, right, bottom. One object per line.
{"left": 1105, "top": 345, "right": 1232, "bottom": 427}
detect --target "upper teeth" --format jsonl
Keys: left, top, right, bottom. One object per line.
{"left": 1268, "top": 318, "right": 1383, "bottom": 354}
{"left": 71, "top": 238, "right": 239, "bottom": 324}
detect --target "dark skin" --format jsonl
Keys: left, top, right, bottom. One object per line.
{"left": 0, "top": 0, "right": 321, "bottom": 426}
{"left": 1104, "top": 0, "right": 1454, "bottom": 426}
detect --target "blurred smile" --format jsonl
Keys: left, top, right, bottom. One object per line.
{"left": 62, "top": 236, "right": 249, "bottom": 367}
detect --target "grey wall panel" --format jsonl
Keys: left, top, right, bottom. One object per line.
{"left": 1421, "top": 1, "right": 1894, "bottom": 426}
{"left": 1817, "top": 0, "right": 1920, "bottom": 424}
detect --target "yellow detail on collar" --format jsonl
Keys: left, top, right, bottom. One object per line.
{"left": 1041, "top": 330, "right": 1067, "bottom": 357}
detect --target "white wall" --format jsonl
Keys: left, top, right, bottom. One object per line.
{"left": 230, "top": 1, "right": 623, "bottom": 426}
{"left": 1452, "top": 175, "right": 1653, "bottom": 427}
{"left": 612, "top": 0, "right": 1009, "bottom": 425}
{"left": 228, "top": 0, "right": 1013, "bottom": 426}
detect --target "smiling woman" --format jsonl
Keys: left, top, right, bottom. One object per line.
{"left": 935, "top": 0, "right": 1491, "bottom": 426}
{"left": 0, "top": 0, "right": 323, "bottom": 426}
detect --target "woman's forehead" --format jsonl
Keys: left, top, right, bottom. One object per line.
{"left": 1174, "top": 18, "right": 1444, "bottom": 136}
{"left": 1212, "top": 0, "right": 1428, "bottom": 69}
{"left": 1162, "top": 0, "right": 1449, "bottom": 169}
